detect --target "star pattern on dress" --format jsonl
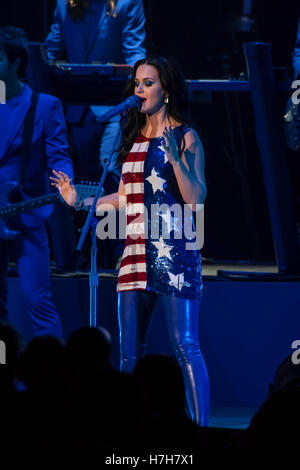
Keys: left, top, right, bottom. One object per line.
{"left": 159, "top": 209, "right": 181, "bottom": 235}
{"left": 151, "top": 237, "right": 173, "bottom": 260}
{"left": 158, "top": 145, "right": 169, "bottom": 164}
{"left": 146, "top": 168, "right": 166, "bottom": 194}
{"left": 168, "top": 272, "right": 191, "bottom": 291}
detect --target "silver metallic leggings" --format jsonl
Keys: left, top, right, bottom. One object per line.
{"left": 117, "top": 290, "right": 210, "bottom": 426}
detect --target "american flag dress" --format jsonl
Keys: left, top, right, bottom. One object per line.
{"left": 117, "top": 125, "right": 203, "bottom": 300}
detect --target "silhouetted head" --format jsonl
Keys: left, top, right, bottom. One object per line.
{"left": 134, "top": 354, "right": 187, "bottom": 419}
{"left": 0, "top": 321, "right": 24, "bottom": 391}
{"left": 17, "top": 335, "right": 64, "bottom": 394}
{"left": 269, "top": 354, "right": 300, "bottom": 393}
{"left": 248, "top": 389, "right": 300, "bottom": 449}
{"left": 65, "top": 326, "right": 112, "bottom": 378}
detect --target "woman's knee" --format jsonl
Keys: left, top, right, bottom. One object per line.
{"left": 173, "top": 338, "right": 203, "bottom": 362}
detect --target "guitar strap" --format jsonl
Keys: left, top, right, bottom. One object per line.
{"left": 19, "top": 91, "right": 39, "bottom": 189}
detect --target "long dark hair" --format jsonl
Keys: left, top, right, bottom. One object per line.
{"left": 0, "top": 26, "right": 28, "bottom": 78}
{"left": 67, "top": 0, "right": 118, "bottom": 20}
{"left": 117, "top": 56, "right": 191, "bottom": 166}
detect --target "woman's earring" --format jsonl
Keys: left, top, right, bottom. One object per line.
{"left": 164, "top": 96, "right": 169, "bottom": 103}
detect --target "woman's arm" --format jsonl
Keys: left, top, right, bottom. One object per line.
{"left": 50, "top": 171, "right": 126, "bottom": 211}
{"left": 95, "top": 177, "right": 126, "bottom": 213}
{"left": 162, "top": 127, "right": 206, "bottom": 210}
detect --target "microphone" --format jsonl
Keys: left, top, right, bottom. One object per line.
{"left": 96, "top": 95, "right": 142, "bottom": 123}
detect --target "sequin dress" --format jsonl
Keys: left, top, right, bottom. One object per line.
{"left": 117, "top": 125, "right": 203, "bottom": 300}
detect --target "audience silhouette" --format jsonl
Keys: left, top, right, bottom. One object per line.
{"left": 1, "top": 323, "right": 300, "bottom": 450}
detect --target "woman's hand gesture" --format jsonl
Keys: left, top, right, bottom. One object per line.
{"left": 50, "top": 170, "right": 78, "bottom": 207}
{"left": 161, "top": 126, "right": 181, "bottom": 165}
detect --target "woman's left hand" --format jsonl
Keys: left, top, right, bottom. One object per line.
{"left": 161, "top": 126, "right": 181, "bottom": 165}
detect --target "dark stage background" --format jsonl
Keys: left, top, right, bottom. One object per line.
{"left": 1, "top": 0, "right": 299, "bottom": 78}
{"left": 1, "top": 0, "right": 300, "bottom": 263}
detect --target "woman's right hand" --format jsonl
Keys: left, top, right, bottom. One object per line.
{"left": 50, "top": 170, "right": 79, "bottom": 207}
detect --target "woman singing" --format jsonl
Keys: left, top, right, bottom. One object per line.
{"left": 51, "top": 56, "right": 210, "bottom": 425}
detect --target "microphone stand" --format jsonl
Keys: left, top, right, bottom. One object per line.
{"left": 76, "top": 97, "right": 141, "bottom": 328}
{"left": 76, "top": 130, "right": 121, "bottom": 327}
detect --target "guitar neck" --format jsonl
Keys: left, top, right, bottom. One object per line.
{"left": 0, "top": 192, "right": 59, "bottom": 218}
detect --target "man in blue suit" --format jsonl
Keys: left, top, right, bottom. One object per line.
{"left": 45, "top": 0, "right": 146, "bottom": 192}
{"left": 44, "top": 0, "right": 146, "bottom": 268}
{"left": 45, "top": 0, "right": 146, "bottom": 188}
{"left": 45, "top": 0, "right": 146, "bottom": 66}
{"left": 0, "top": 27, "right": 74, "bottom": 338}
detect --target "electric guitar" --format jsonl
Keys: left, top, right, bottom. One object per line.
{"left": 0, "top": 181, "right": 102, "bottom": 240}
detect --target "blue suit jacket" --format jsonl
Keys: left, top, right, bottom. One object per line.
{"left": 45, "top": 0, "right": 146, "bottom": 66}
{"left": 0, "top": 85, "right": 74, "bottom": 228}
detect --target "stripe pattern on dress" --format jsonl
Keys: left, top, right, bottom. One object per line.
{"left": 117, "top": 136, "right": 150, "bottom": 292}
